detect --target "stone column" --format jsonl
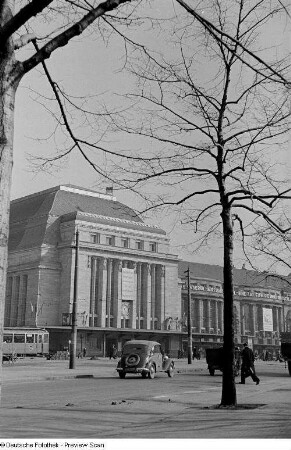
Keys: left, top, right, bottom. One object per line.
{"left": 112, "top": 260, "right": 122, "bottom": 328}
{"left": 146, "top": 263, "right": 152, "bottom": 329}
{"left": 278, "top": 307, "right": 282, "bottom": 333}
{"left": 206, "top": 299, "right": 211, "bottom": 332}
{"left": 275, "top": 307, "right": 279, "bottom": 333}
{"left": 117, "top": 260, "right": 123, "bottom": 329}
{"left": 250, "top": 304, "right": 256, "bottom": 335}
{"left": 217, "top": 301, "right": 223, "bottom": 333}
{"left": 214, "top": 300, "right": 219, "bottom": 333}
{"left": 240, "top": 303, "right": 245, "bottom": 336}
{"left": 90, "top": 257, "right": 97, "bottom": 327}
{"left": 151, "top": 264, "right": 156, "bottom": 330}
{"left": 136, "top": 263, "right": 142, "bottom": 329}
{"left": 106, "top": 259, "right": 112, "bottom": 327}
{"left": 197, "top": 299, "right": 203, "bottom": 333}
{"left": 131, "top": 262, "right": 137, "bottom": 329}
{"left": 159, "top": 265, "right": 165, "bottom": 330}
{"left": 98, "top": 258, "right": 107, "bottom": 327}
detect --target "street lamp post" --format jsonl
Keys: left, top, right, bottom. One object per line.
{"left": 69, "top": 228, "right": 79, "bottom": 369}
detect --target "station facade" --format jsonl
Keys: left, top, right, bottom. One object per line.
{"left": 179, "top": 262, "right": 291, "bottom": 356}
{"left": 4, "top": 185, "right": 291, "bottom": 357}
{"left": 5, "top": 185, "right": 181, "bottom": 356}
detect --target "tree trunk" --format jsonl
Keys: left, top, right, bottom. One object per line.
{"left": 220, "top": 205, "right": 237, "bottom": 406}
{"left": 0, "top": 0, "right": 18, "bottom": 400}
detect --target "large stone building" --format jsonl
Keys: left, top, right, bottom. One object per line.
{"left": 5, "top": 185, "right": 181, "bottom": 356}
{"left": 4, "top": 184, "right": 291, "bottom": 357}
{"left": 179, "top": 261, "right": 291, "bottom": 355}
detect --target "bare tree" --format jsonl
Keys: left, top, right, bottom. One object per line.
{"left": 0, "top": 0, "right": 290, "bottom": 407}
{"left": 101, "top": 0, "right": 291, "bottom": 406}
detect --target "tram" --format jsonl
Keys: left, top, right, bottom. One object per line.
{"left": 3, "top": 327, "right": 49, "bottom": 357}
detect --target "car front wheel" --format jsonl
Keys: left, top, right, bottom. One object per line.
{"left": 148, "top": 365, "right": 155, "bottom": 379}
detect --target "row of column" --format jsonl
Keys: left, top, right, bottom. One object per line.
{"left": 240, "top": 303, "right": 283, "bottom": 335}
{"left": 190, "top": 298, "right": 224, "bottom": 333}
{"left": 189, "top": 299, "right": 284, "bottom": 335}
{"left": 89, "top": 257, "right": 165, "bottom": 330}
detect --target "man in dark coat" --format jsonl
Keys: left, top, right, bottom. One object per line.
{"left": 240, "top": 343, "right": 260, "bottom": 385}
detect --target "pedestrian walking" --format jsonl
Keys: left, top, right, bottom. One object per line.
{"left": 83, "top": 347, "right": 87, "bottom": 358}
{"left": 240, "top": 342, "right": 260, "bottom": 385}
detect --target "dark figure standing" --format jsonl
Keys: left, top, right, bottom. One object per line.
{"left": 83, "top": 347, "right": 87, "bottom": 358}
{"left": 240, "top": 343, "right": 260, "bottom": 385}
{"left": 109, "top": 344, "right": 117, "bottom": 360}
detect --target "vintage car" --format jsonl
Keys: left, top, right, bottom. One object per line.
{"left": 116, "top": 340, "right": 175, "bottom": 379}
{"left": 206, "top": 347, "right": 240, "bottom": 376}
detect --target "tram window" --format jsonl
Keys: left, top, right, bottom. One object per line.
{"left": 3, "top": 334, "right": 13, "bottom": 343}
{"left": 43, "top": 334, "right": 49, "bottom": 343}
{"left": 38, "top": 335, "right": 43, "bottom": 343}
{"left": 14, "top": 334, "right": 25, "bottom": 343}
{"left": 26, "top": 334, "right": 34, "bottom": 343}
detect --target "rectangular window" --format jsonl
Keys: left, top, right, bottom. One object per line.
{"left": 14, "top": 334, "right": 25, "bottom": 343}
{"left": 91, "top": 233, "right": 100, "bottom": 244}
{"left": 149, "top": 242, "right": 157, "bottom": 252}
{"left": 26, "top": 334, "right": 34, "bottom": 343}
{"left": 121, "top": 318, "right": 130, "bottom": 328}
{"left": 121, "top": 237, "right": 129, "bottom": 248}
{"left": 135, "top": 240, "right": 144, "bottom": 250}
{"left": 106, "top": 235, "right": 115, "bottom": 246}
{"left": 3, "top": 334, "right": 13, "bottom": 343}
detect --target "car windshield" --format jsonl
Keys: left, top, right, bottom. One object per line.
{"left": 122, "top": 344, "right": 149, "bottom": 354}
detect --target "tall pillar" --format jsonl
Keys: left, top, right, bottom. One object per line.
{"left": 275, "top": 307, "right": 279, "bottom": 333}
{"left": 90, "top": 257, "right": 97, "bottom": 327}
{"left": 214, "top": 300, "right": 219, "bottom": 333}
{"left": 151, "top": 264, "right": 156, "bottom": 330}
{"left": 240, "top": 303, "right": 245, "bottom": 336}
{"left": 136, "top": 263, "right": 142, "bottom": 329}
{"left": 159, "top": 265, "right": 165, "bottom": 330}
{"left": 106, "top": 259, "right": 112, "bottom": 327}
{"left": 206, "top": 299, "right": 211, "bottom": 332}
{"left": 278, "top": 307, "right": 282, "bottom": 333}
{"left": 146, "top": 263, "right": 152, "bottom": 329}
{"left": 131, "top": 262, "right": 137, "bottom": 329}
{"left": 197, "top": 299, "right": 203, "bottom": 333}
{"left": 250, "top": 304, "right": 256, "bottom": 335}
{"left": 98, "top": 258, "right": 107, "bottom": 327}
{"left": 112, "top": 260, "right": 122, "bottom": 328}
{"left": 117, "top": 260, "right": 123, "bottom": 328}
{"left": 217, "top": 301, "right": 223, "bottom": 333}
